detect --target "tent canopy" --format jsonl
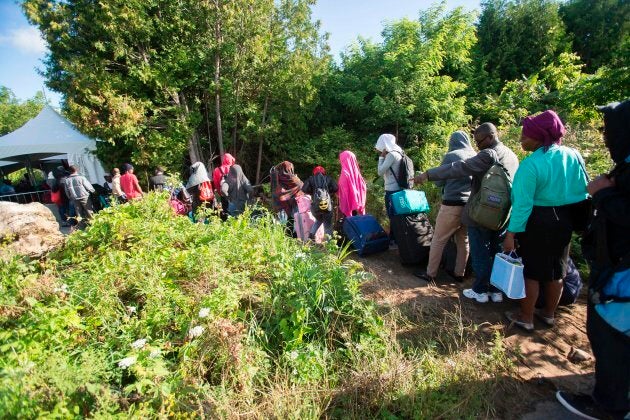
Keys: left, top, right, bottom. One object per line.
{"left": 0, "top": 106, "right": 107, "bottom": 184}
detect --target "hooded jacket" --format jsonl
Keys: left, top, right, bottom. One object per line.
{"left": 221, "top": 164, "right": 254, "bottom": 214}
{"left": 427, "top": 137, "right": 519, "bottom": 227}
{"left": 434, "top": 131, "right": 476, "bottom": 205}
{"left": 376, "top": 134, "right": 404, "bottom": 192}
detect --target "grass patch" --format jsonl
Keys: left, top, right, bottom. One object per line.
{"left": 1, "top": 194, "right": 515, "bottom": 417}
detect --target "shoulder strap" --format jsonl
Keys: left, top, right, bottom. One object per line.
{"left": 388, "top": 150, "right": 405, "bottom": 186}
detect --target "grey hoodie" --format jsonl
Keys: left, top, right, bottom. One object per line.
{"left": 434, "top": 131, "right": 476, "bottom": 205}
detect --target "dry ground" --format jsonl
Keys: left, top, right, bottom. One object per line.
{"left": 355, "top": 248, "right": 593, "bottom": 418}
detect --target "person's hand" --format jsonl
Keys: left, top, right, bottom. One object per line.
{"left": 502, "top": 232, "right": 516, "bottom": 253}
{"left": 380, "top": 150, "right": 388, "bottom": 158}
{"left": 587, "top": 175, "right": 615, "bottom": 196}
{"left": 414, "top": 172, "right": 428, "bottom": 185}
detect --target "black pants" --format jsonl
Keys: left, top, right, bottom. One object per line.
{"left": 587, "top": 303, "right": 630, "bottom": 413}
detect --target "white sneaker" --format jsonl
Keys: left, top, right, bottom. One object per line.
{"left": 490, "top": 292, "right": 503, "bottom": 303}
{"left": 462, "top": 289, "right": 489, "bottom": 303}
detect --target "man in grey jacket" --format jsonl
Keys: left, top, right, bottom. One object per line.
{"left": 415, "top": 131, "right": 476, "bottom": 283}
{"left": 64, "top": 165, "right": 95, "bottom": 221}
{"left": 415, "top": 123, "right": 519, "bottom": 303}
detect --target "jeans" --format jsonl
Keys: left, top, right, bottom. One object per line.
{"left": 73, "top": 196, "right": 94, "bottom": 220}
{"left": 467, "top": 225, "right": 502, "bottom": 293}
{"left": 587, "top": 303, "right": 630, "bottom": 413}
{"left": 385, "top": 190, "right": 399, "bottom": 242}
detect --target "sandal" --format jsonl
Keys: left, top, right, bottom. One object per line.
{"left": 534, "top": 309, "right": 555, "bottom": 326}
{"left": 505, "top": 311, "right": 534, "bottom": 332}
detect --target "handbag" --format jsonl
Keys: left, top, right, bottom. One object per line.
{"left": 490, "top": 252, "right": 525, "bottom": 299}
{"left": 390, "top": 189, "right": 430, "bottom": 215}
{"left": 50, "top": 189, "right": 62, "bottom": 205}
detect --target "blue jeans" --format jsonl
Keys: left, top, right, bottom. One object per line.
{"left": 467, "top": 225, "right": 502, "bottom": 294}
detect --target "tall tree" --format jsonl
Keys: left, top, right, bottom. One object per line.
{"left": 475, "top": 0, "right": 570, "bottom": 93}
{"left": 0, "top": 87, "right": 47, "bottom": 136}
{"left": 560, "top": 0, "right": 630, "bottom": 72}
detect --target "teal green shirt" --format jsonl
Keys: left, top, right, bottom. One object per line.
{"left": 508, "top": 145, "right": 589, "bottom": 233}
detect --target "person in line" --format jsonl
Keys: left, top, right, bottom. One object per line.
{"left": 110, "top": 168, "right": 127, "bottom": 203}
{"left": 502, "top": 110, "right": 589, "bottom": 331}
{"left": 271, "top": 161, "right": 303, "bottom": 217}
{"left": 302, "top": 166, "right": 339, "bottom": 239}
{"left": 49, "top": 166, "right": 74, "bottom": 226}
{"left": 0, "top": 178, "right": 16, "bottom": 195}
{"left": 338, "top": 150, "right": 367, "bottom": 218}
{"left": 220, "top": 164, "right": 254, "bottom": 217}
{"left": 64, "top": 165, "right": 95, "bottom": 221}
{"left": 149, "top": 167, "right": 168, "bottom": 191}
{"left": 120, "top": 164, "right": 143, "bottom": 200}
{"left": 416, "top": 131, "right": 476, "bottom": 283}
{"left": 415, "top": 123, "right": 519, "bottom": 303}
{"left": 556, "top": 100, "right": 630, "bottom": 420}
{"left": 186, "top": 161, "right": 214, "bottom": 215}
{"left": 213, "top": 153, "right": 236, "bottom": 216}
{"left": 375, "top": 133, "right": 404, "bottom": 245}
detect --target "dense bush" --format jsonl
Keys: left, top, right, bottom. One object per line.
{"left": 0, "top": 194, "right": 514, "bottom": 417}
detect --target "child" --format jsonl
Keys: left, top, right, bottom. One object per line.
{"left": 302, "top": 166, "right": 338, "bottom": 239}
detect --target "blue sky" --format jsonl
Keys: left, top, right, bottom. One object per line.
{"left": 0, "top": 0, "right": 480, "bottom": 108}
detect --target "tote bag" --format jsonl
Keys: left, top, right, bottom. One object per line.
{"left": 490, "top": 252, "right": 525, "bottom": 299}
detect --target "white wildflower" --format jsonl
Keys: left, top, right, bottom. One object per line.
{"left": 130, "top": 339, "right": 147, "bottom": 349}
{"left": 323, "top": 306, "right": 334, "bottom": 313}
{"left": 288, "top": 350, "right": 299, "bottom": 360}
{"left": 126, "top": 306, "right": 137, "bottom": 315}
{"left": 446, "top": 358, "right": 457, "bottom": 368}
{"left": 188, "top": 326, "right": 205, "bottom": 338}
{"left": 118, "top": 356, "right": 137, "bottom": 369}
{"left": 149, "top": 349, "right": 161, "bottom": 359}
{"left": 198, "top": 308, "right": 210, "bottom": 318}
{"left": 54, "top": 284, "right": 69, "bottom": 294}
{"left": 295, "top": 252, "right": 307, "bottom": 260}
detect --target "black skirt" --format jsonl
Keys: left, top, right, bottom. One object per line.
{"left": 517, "top": 205, "right": 573, "bottom": 282}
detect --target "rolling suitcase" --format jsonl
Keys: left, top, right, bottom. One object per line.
{"left": 343, "top": 215, "right": 389, "bottom": 256}
{"left": 390, "top": 212, "right": 433, "bottom": 265}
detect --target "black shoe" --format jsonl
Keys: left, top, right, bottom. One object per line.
{"left": 413, "top": 270, "right": 435, "bottom": 282}
{"left": 556, "top": 391, "right": 613, "bottom": 420}
{"left": 445, "top": 269, "right": 464, "bottom": 283}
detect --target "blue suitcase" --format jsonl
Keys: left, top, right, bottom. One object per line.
{"left": 343, "top": 215, "right": 390, "bottom": 256}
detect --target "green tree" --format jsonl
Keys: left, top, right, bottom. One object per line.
{"left": 0, "top": 87, "right": 46, "bottom": 136}
{"left": 475, "top": 0, "right": 570, "bottom": 93}
{"left": 560, "top": 0, "right": 630, "bottom": 72}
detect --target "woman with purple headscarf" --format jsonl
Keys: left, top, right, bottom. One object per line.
{"left": 503, "top": 110, "right": 589, "bottom": 332}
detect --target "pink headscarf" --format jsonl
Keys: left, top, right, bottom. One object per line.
{"left": 522, "top": 110, "right": 566, "bottom": 147}
{"left": 338, "top": 150, "right": 367, "bottom": 217}
{"left": 212, "top": 153, "right": 236, "bottom": 191}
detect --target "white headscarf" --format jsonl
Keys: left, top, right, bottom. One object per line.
{"left": 375, "top": 133, "right": 403, "bottom": 153}
{"left": 186, "top": 162, "right": 211, "bottom": 188}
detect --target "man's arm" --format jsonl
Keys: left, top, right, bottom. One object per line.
{"left": 427, "top": 149, "right": 495, "bottom": 182}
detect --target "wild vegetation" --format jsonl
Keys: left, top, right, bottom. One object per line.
{"left": 1, "top": 195, "right": 513, "bottom": 417}
{"left": 14, "top": 0, "right": 628, "bottom": 182}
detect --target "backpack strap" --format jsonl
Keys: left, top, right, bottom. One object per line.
{"left": 388, "top": 150, "right": 405, "bottom": 188}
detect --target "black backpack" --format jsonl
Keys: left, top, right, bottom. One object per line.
{"left": 389, "top": 150, "right": 414, "bottom": 189}
{"left": 312, "top": 174, "right": 332, "bottom": 213}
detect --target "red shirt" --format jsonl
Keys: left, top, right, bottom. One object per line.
{"left": 120, "top": 173, "right": 143, "bottom": 199}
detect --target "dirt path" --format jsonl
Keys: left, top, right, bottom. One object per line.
{"left": 356, "top": 248, "right": 594, "bottom": 418}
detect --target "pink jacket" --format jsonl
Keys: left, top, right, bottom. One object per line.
{"left": 338, "top": 150, "right": 367, "bottom": 217}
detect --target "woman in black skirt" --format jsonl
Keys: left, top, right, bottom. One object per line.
{"left": 502, "top": 110, "right": 589, "bottom": 331}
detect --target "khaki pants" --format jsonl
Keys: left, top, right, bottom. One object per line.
{"left": 426, "top": 204, "right": 469, "bottom": 277}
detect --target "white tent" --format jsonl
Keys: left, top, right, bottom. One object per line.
{"left": 0, "top": 105, "right": 107, "bottom": 184}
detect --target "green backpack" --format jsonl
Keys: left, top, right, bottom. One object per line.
{"left": 468, "top": 162, "right": 512, "bottom": 231}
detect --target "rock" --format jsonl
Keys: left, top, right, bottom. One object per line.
{"left": 0, "top": 201, "right": 65, "bottom": 259}
{"left": 567, "top": 346, "right": 592, "bottom": 363}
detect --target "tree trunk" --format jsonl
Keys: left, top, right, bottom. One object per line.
{"left": 255, "top": 94, "right": 269, "bottom": 184}
{"left": 214, "top": 0, "right": 224, "bottom": 157}
{"left": 175, "top": 92, "right": 203, "bottom": 163}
